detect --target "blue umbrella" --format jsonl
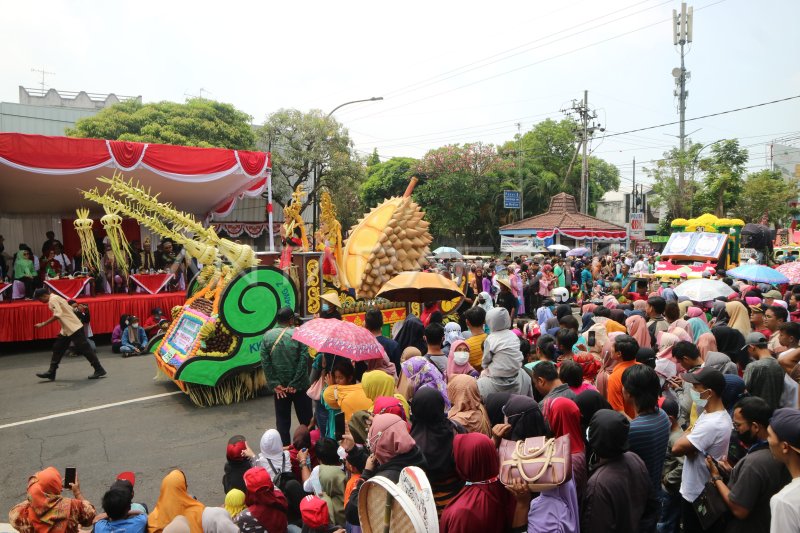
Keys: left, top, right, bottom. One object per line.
{"left": 726, "top": 264, "right": 789, "bottom": 285}
{"left": 566, "top": 247, "right": 589, "bottom": 257}
{"left": 432, "top": 246, "right": 463, "bottom": 259}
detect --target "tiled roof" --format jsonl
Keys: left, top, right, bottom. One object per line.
{"left": 500, "top": 192, "right": 627, "bottom": 231}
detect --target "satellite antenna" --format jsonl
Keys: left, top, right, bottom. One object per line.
{"left": 671, "top": 68, "right": 682, "bottom": 78}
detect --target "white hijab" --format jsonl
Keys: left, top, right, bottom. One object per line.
{"left": 474, "top": 291, "right": 494, "bottom": 313}
{"left": 254, "top": 429, "right": 291, "bottom": 480}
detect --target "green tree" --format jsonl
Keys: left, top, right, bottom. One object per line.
{"left": 67, "top": 98, "right": 256, "bottom": 149}
{"left": 734, "top": 170, "right": 798, "bottom": 226}
{"left": 359, "top": 156, "right": 418, "bottom": 209}
{"left": 258, "top": 109, "right": 362, "bottom": 213}
{"left": 496, "top": 119, "right": 620, "bottom": 216}
{"left": 367, "top": 148, "right": 381, "bottom": 167}
{"left": 645, "top": 143, "right": 704, "bottom": 219}
{"left": 695, "top": 140, "right": 749, "bottom": 216}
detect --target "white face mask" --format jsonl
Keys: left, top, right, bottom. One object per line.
{"left": 453, "top": 350, "right": 470, "bottom": 365}
{"left": 131, "top": 323, "right": 139, "bottom": 329}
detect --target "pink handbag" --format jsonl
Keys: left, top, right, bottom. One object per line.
{"left": 306, "top": 376, "right": 324, "bottom": 401}
{"left": 498, "top": 435, "right": 572, "bottom": 491}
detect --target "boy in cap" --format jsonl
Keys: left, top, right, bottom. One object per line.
{"left": 672, "top": 368, "right": 732, "bottom": 532}
{"left": 768, "top": 408, "right": 800, "bottom": 532}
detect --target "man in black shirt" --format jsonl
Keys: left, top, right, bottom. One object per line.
{"left": 364, "top": 308, "right": 401, "bottom": 374}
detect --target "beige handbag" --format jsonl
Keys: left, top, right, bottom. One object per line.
{"left": 498, "top": 435, "right": 572, "bottom": 491}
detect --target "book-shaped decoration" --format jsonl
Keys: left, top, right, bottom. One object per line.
{"left": 662, "top": 232, "right": 728, "bottom": 262}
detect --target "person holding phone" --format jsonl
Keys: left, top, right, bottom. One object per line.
{"left": 9, "top": 466, "right": 96, "bottom": 533}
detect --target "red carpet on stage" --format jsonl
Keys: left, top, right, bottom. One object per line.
{"left": 0, "top": 293, "right": 186, "bottom": 342}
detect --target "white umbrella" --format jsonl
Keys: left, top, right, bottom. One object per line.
{"left": 673, "top": 279, "right": 735, "bottom": 302}
{"left": 432, "top": 246, "right": 463, "bottom": 259}
{"left": 547, "top": 244, "right": 570, "bottom": 252}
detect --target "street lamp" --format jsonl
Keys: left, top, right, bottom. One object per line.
{"left": 312, "top": 97, "right": 384, "bottom": 237}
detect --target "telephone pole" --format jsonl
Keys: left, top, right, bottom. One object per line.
{"left": 562, "top": 91, "right": 601, "bottom": 214}
{"left": 516, "top": 123, "right": 524, "bottom": 221}
{"left": 673, "top": 2, "right": 693, "bottom": 212}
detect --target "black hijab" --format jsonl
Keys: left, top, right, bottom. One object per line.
{"left": 484, "top": 392, "right": 512, "bottom": 427}
{"left": 588, "top": 409, "right": 629, "bottom": 462}
{"left": 410, "top": 387, "right": 457, "bottom": 476}
{"left": 503, "top": 395, "right": 550, "bottom": 441}
{"left": 395, "top": 315, "right": 427, "bottom": 355}
{"left": 712, "top": 326, "right": 746, "bottom": 363}
{"left": 556, "top": 304, "right": 572, "bottom": 321}
{"left": 575, "top": 390, "right": 611, "bottom": 432}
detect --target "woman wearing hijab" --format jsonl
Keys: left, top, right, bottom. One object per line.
{"left": 575, "top": 390, "right": 611, "bottom": 434}
{"left": 686, "top": 316, "right": 711, "bottom": 342}
{"left": 410, "top": 387, "right": 465, "bottom": 515}
{"left": 322, "top": 360, "right": 373, "bottom": 426}
{"left": 398, "top": 355, "right": 450, "bottom": 408}
{"left": 360, "top": 371, "right": 408, "bottom": 418}
{"left": 223, "top": 435, "right": 253, "bottom": 494}
{"left": 347, "top": 410, "right": 371, "bottom": 445}
{"left": 696, "top": 331, "right": 718, "bottom": 358}
{"left": 447, "top": 374, "right": 491, "bottom": 436}
{"left": 439, "top": 433, "right": 523, "bottom": 533}
{"left": 446, "top": 339, "right": 480, "bottom": 379}
{"left": 544, "top": 397, "right": 587, "bottom": 503}
{"left": 528, "top": 478, "right": 580, "bottom": 533}
{"left": 474, "top": 291, "right": 494, "bottom": 314}
{"left": 509, "top": 264, "right": 525, "bottom": 316}
{"left": 625, "top": 315, "right": 651, "bottom": 349}
{"left": 686, "top": 306, "right": 707, "bottom": 324}
{"left": 148, "top": 470, "right": 206, "bottom": 533}
{"left": 394, "top": 315, "right": 427, "bottom": 356}
{"left": 603, "top": 294, "right": 618, "bottom": 310}
{"left": 234, "top": 467, "right": 288, "bottom": 533}
{"left": 201, "top": 508, "right": 239, "bottom": 533}
{"left": 725, "top": 300, "right": 752, "bottom": 335}
{"left": 495, "top": 394, "right": 550, "bottom": 444}
{"left": 345, "top": 413, "right": 428, "bottom": 526}
{"left": 711, "top": 326, "right": 746, "bottom": 370}
{"left": 484, "top": 392, "right": 512, "bottom": 427}
{"left": 9, "top": 467, "right": 96, "bottom": 533}
{"left": 318, "top": 463, "right": 346, "bottom": 526}
{"left": 596, "top": 332, "right": 623, "bottom": 399}
{"left": 373, "top": 395, "right": 409, "bottom": 423}
{"left": 255, "top": 429, "right": 292, "bottom": 482}
{"left": 442, "top": 322, "right": 464, "bottom": 355}
{"left": 223, "top": 489, "right": 246, "bottom": 518}
{"left": 655, "top": 331, "right": 680, "bottom": 383}
{"left": 710, "top": 301, "right": 730, "bottom": 327}
{"left": 536, "top": 305, "right": 555, "bottom": 330}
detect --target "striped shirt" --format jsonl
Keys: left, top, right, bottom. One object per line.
{"left": 628, "top": 409, "right": 671, "bottom": 493}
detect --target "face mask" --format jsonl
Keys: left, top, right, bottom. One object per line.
{"left": 738, "top": 427, "right": 757, "bottom": 446}
{"left": 690, "top": 388, "right": 709, "bottom": 408}
{"left": 453, "top": 351, "right": 469, "bottom": 365}
{"left": 131, "top": 323, "right": 139, "bottom": 329}
{"left": 321, "top": 302, "right": 330, "bottom": 312}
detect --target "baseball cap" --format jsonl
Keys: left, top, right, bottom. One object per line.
{"left": 681, "top": 367, "right": 726, "bottom": 397}
{"left": 743, "top": 331, "right": 768, "bottom": 347}
{"left": 116, "top": 471, "right": 136, "bottom": 487}
{"left": 300, "top": 495, "right": 329, "bottom": 528}
{"left": 764, "top": 290, "right": 782, "bottom": 299}
{"left": 770, "top": 408, "right": 800, "bottom": 448}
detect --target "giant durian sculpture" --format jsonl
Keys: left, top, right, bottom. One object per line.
{"left": 342, "top": 177, "right": 432, "bottom": 298}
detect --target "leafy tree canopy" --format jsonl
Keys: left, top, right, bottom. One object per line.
{"left": 359, "top": 156, "right": 418, "bottom": 209}
{"left": 67, "top": 98, "right": 256, "bottom": 150}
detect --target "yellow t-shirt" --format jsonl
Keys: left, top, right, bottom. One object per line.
{"left": 466, "top": 333, "right": 488, "bottom": 371}
{"left": 48, "top": 294, "right": 83, "bottom": 336}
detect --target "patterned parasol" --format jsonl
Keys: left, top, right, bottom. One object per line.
{"left": 292, "top": 318, "right": 385, "bottom": 361}
{"left": 776, "top": 262, "right": 800, "bottom": 285}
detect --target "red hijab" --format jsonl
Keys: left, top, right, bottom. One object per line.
{"left": 243, "top": 467, "right": 288, "bottom": 533}
{"left": 439, "top": 433, "right": 515, "bottom": 533}
{"left": 544, "top": 397, "right": 585, "bottom": 453}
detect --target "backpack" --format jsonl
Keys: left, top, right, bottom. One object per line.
{"left": 266, "top": 455, "right": 295, "bottom": 492}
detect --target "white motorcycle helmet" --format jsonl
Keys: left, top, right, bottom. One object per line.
{"left": 552, "top": 287, "right": 570, "bottom": 303}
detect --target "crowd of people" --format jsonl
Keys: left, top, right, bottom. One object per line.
{"left": 11, "top": 250, "right": 800, "bottom": 532}
{"left": 0, "top": 230, "right": 196, "bottom": 298}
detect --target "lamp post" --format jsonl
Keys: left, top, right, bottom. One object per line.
{"left": 312, "top": 97, "right": 383, "bottom": 238}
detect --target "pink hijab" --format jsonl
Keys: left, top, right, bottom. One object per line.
{"left": 633, "top": 300, "right": 647, "bottom": 312}
{"left": 697, "top": 332, "right": 718, "bottom": 358}
{"left": 655, "top": 331, "right": 679, "bottom": 381}
{"left": 603, "top": 295, "right": 618, "bottom": 310}
{"left": 686, "top": 307, "right": 707, "bottom": 324}
{"left": 582, "top": 303, "right": 597, "bottom": 314}
{"left": 668, "top": 326, "right": 692, "bottom": 343}
{"left": 446, "top": 340, "right": 479, "bottom": 379}
{"left": 625, "top": 315, "right": 651, "bottom": 350}
{"left": 668, "top": 319, "right": 689, "bottom": 334}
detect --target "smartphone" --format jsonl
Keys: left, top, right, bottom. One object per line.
{"left": 588, "top": 331, "right": 596, "bottom": 347}
{"left": 63, "top": 467, "right": 76, "bottom": 488}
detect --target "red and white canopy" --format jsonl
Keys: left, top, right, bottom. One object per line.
{"left": 0, "top": 133, "right": 270, "bottom": 218}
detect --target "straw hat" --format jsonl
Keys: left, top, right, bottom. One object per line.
{"left": 320, "top": 291, "right": 342, "bottom": 309}
{"left": 496, "top": 277, "right": 513, "bottom": 291}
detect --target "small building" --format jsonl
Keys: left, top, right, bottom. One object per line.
{"left": 500, "top": 192, "right": 627, "bottom": 250}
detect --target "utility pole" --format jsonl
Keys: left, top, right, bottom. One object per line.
{"left": 562, "top": 91, "right": 601, "bottom": 214}
{"left": 516, "top": 123, "right": 524, "bottom": 221}
{"left": 631, "top": 156, "right": 636, "bottom": 219}
{"left": 673, "top": 2, "right": 693, "bottom": 214}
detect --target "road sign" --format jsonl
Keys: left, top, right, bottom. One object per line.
{"left": 504, "top": 190, "right": 521, "bottom": 209}
{"left": 629, "top": 212, "right": 645, "bottom": 241}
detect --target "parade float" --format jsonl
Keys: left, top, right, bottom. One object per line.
{"left": 653, "top": 214, "right": 745, "bottom": 278}
{"left": 80, "top": 173, "right": 435, "bottom": 405}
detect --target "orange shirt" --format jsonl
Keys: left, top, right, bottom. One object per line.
{"left": 606, "top": 360, "right": 639, "bottom": 419}
{"left": 344, "top": 473, "right": 361, "bottom": 504}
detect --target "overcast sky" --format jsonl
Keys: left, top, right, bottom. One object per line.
{"left": 3, "top": 0, "right": 799, "bottom": 192}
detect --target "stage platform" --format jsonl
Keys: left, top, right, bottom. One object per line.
{"left": 0, "top": 292, "right": 186, "bottom": 343}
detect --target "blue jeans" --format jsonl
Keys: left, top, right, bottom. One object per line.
{"left": 657, "top": 488, "right": 681, "bottom": 533}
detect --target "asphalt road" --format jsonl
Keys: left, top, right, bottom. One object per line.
{"left": 0, "top": 340, "right": 278, "bottom": 515}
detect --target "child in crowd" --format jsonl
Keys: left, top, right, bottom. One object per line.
{"left": 111, "top": 314, "right": 130, "bottom": 353}
{"left": 482, "top": 307, "right": 523, "bottom": 378}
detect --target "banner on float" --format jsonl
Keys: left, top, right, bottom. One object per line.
{"left": 500, "top": 236, "right": 546, "bottom": 253}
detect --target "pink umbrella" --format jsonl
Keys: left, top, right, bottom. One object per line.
{"left": 776, "top": 262, "right": 800, "bottom": 285}
{"left": 291, "top": 318, "right": 385, "bottom": 361}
